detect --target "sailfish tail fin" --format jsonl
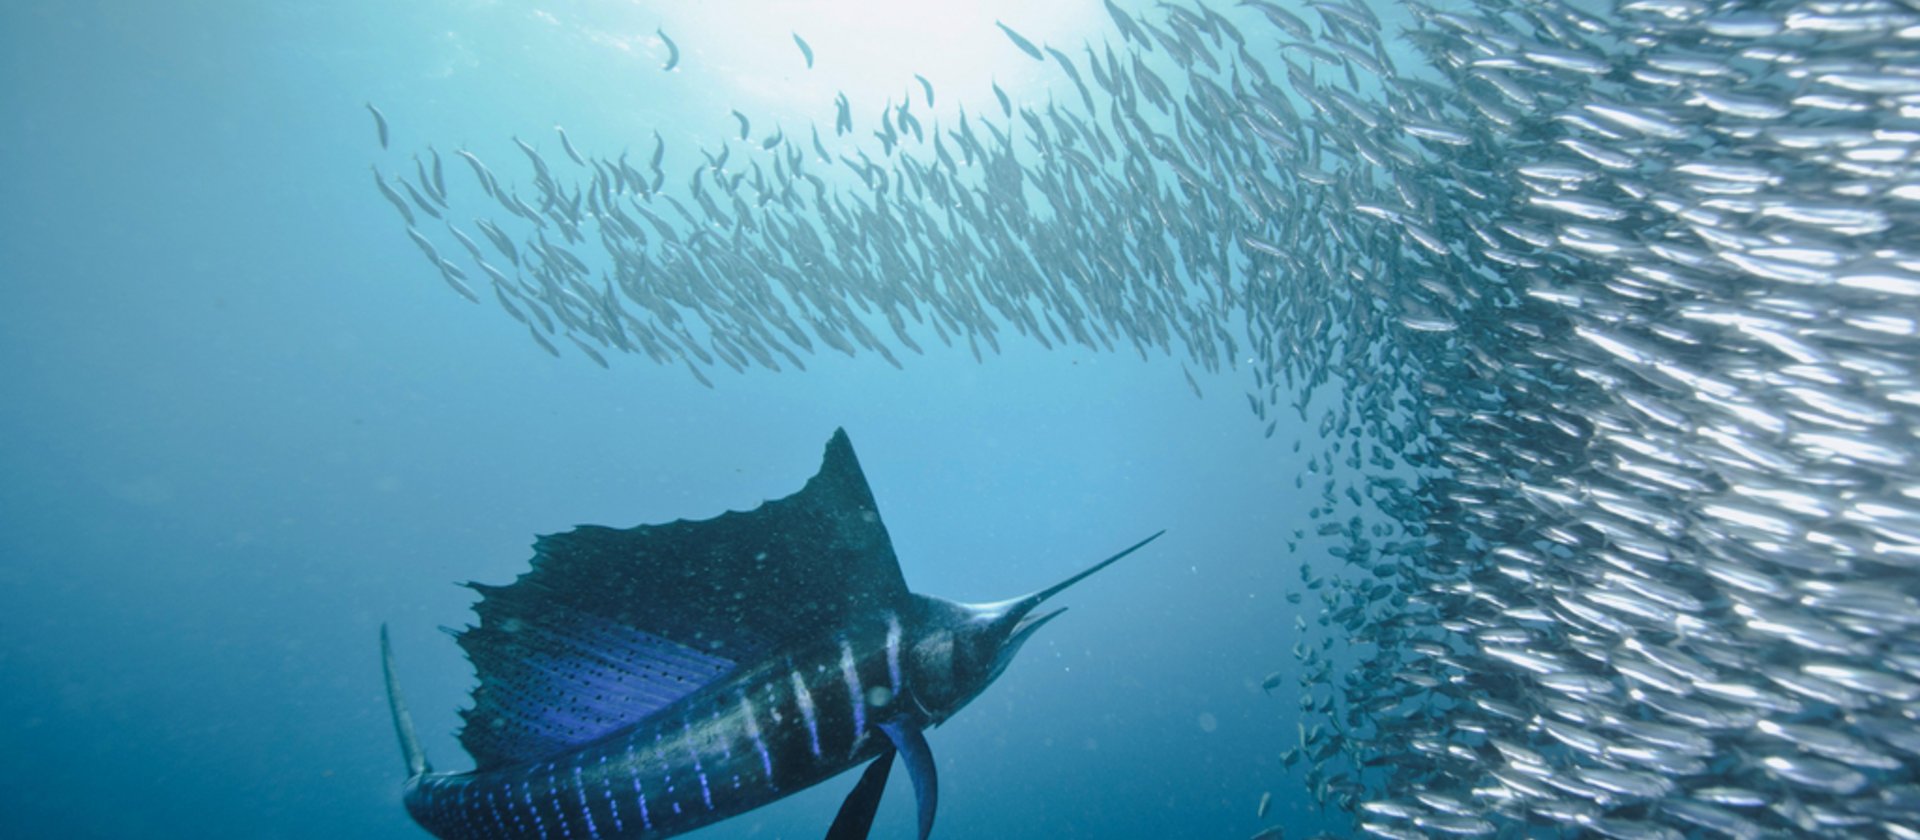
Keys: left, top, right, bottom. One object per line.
{"left": 381, "top": 624, "right": 432, "bottom": 779}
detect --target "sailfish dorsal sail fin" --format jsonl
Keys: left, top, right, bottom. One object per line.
{"left": 454, "top": 428, "right": 910, "bottom": 770}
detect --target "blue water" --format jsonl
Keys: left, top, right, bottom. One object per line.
{"left": 0, "top": 2, "right": 1347, "bottom": 837}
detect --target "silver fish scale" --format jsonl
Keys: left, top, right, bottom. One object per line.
{"left": 372, "top": 0, "right": 1920, "bottom": 834}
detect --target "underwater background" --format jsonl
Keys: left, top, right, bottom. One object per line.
{"left": 7, "top": 0, "right": 1920, "bottom": 838}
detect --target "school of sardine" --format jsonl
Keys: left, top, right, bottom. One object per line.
{"left": 369, "top": 0, "right": 1920, "bottom": 836}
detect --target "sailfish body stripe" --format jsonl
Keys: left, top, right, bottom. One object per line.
{"left": 885, "top": 613, "right": 903, "bottom": 696}
{"left": 839, "top": 638, "right": 867, "bottom": 749}
{"left": 530, "top": 780, "right": 551, "bottom": 840}
{"left": 740, "top": 696, "right": 775, "bottom": 783}
{"left": 789, "top": 670, "right": 823, "bottom": 758}
{"left": 522, "top": 780, "right": 545, "bottom": 840}
{"left": 572, "top": 767, "right": 598, "bottom": 839}
{"left": 636, "top": 780, "right": 651, "bottom": 831}
{"left": 684, "top": 724, "right": 713, "bottom": 811}
{"left": 548, "top": 765, "right": 570, "bottom": 838}
{"left": 602, "top": 774, "right": 622, "bottom": 834}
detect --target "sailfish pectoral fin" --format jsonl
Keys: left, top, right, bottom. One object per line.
{"left": 824, "top": 746, "right": 895, "bottom": 840}
{"left": 880, "top": 721, "right": 938, "bottom": 840}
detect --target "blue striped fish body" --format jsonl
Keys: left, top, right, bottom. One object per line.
{"left": 383, "top": 429, "right": 1162, "bottom": 840}
{"left": 404, "top": 611, "right": 912, "bottom": 840}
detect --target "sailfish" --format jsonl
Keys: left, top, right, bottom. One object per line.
{"left": 382, "top": 428, "right": 1162, "bottom": 839}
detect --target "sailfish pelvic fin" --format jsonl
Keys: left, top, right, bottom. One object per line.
{"left": 881, "top": 721, "right": 938, "bottom": 840}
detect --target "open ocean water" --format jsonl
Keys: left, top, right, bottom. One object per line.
{"left": 5, "top": 1, "right": 1919, "bottom": 839}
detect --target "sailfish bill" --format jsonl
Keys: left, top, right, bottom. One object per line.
{"left": 382, "top": 428, "right": 1162, "bottom": 839}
